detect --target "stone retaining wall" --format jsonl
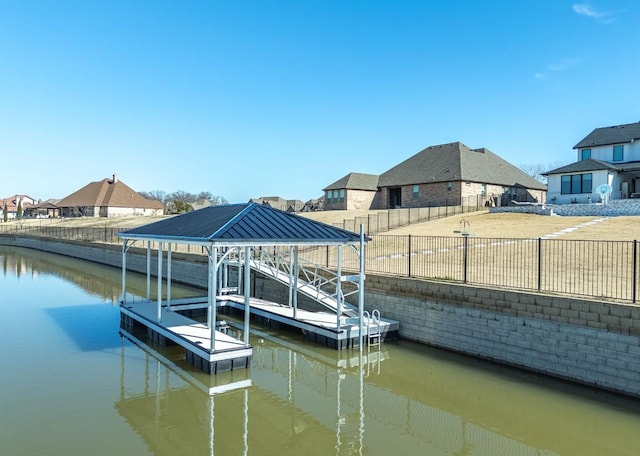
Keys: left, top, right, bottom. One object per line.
{"left": 3, "top": 235, "right": 640, "bottom": 397}
{"left": 490, "top": 199, "right": 640, "bottom": 217}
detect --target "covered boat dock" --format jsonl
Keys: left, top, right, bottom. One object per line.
{"left": 118, "top": 202, "right": 397, "bottom": 374}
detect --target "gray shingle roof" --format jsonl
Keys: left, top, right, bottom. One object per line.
{"left": 574, "top": 122, "right": 640, "bottom": 149}
{"left": 323, "top": 173, "right": 380, "bottom": 191}
{"left": 377, "top": 142, "right": 546, "bottom": 190}
{"left": 543, "top": 159, "right": 620, "bottom": 176}
{"left": 119, "top": 203, "right": 364, "bottom": 245}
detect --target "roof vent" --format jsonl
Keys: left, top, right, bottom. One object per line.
{"left": 112, "top": 174, "right": 118, "bottom": 184}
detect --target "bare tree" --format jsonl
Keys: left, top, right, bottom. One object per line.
{"left": 519, "top": 161, "right": 565, "bottom": 185}
{"left": 140, "top": 190, "right": 167, "bottom": 203}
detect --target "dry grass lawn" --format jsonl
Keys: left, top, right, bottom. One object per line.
{"left": 303, "top": 210, "right": 640, "bottom": 241}
{"left": 5, "top": 209, "right": 640, "bottom": 241}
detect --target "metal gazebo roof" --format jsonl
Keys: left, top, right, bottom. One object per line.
{"left": 118, "top": 202, "right": 366, "bottom": 245}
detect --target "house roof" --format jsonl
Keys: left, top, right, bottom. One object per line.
{"left": 57, "top": 176, "right": 163, "bottom": 210}
{"left": 0, "top": 195, "right": 36, "bottom": 211}
{"left": 574, "top": 121, "right": 640, "bottom": 149}
{"left": 543, "top": 159, "right": 620, "bottom": 176}
{"left": 249, "top": 196, "right": 304, "bottom": 211}
{"left": 323, "top": 172, "right": 380, "bottom": 191}
{"left": 377, "top": 142, "right": 546, "bottom": 190}
{"left": 119, "top": 202, "right": 365, "bottom": 245}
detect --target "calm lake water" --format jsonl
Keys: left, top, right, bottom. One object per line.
{"left": 2, "top": 245, "right": 640, "bottom": 456}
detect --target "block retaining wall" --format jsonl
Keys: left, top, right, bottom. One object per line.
{"left": 365, "top": 275, "right": 640, "bottom": 398}
{"left": 3, "top": 235, "right": 640, "bottom": 397}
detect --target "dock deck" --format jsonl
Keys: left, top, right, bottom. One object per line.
{"left": 120, "top": 301, "right": 252, "bottom": 374}
{"left": 162, "top": 295, "right": 399, "bottom": 350}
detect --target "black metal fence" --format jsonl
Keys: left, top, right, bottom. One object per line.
{"left": 0, "top": 224, "right": 122, "bottom": 243}
{"left": 298, "top": 235, "right": 640, "bottom": 304}
{"left": 331, "top": 195, "right": 488, "bottom": 234}
{"left": 1, "top": 223, "right": 638, "bottom": 303}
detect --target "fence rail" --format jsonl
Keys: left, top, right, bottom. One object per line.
{"left": 331, "top": 195, "right": 488, "bottom": 234}
{"left": 1, "top": 224, "right": 637, "bottom": 303}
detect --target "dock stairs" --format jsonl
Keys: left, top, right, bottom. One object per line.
{"left": 222, "top": 247, "right": 388, "bottom": 346}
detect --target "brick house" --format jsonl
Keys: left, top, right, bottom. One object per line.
{"left": 323, "top": 173, "right": 379, "bottom": 210}
{"left": 56, "top": 175, "right": 164, "bottom": 217}
{"left": 323, "top": 142, "right": 547, "bottom": 210}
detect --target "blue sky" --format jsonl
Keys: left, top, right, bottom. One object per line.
{"left": 1, "top": 1, "right": 639, "bottom": 203}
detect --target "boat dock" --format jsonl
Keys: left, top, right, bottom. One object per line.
{"left": 120, "top": 300, "right": 252, "bottom": 374}
{"left": 118, "top": 203, "right": 400, "bottom": 374}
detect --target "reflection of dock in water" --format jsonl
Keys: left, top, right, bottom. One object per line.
{"left": 117, "top": 316, "right": 557, "bottom": 456}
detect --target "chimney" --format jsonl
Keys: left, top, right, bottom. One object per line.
{"left": 112, "top": 174, "right": 118, "bottom": 184}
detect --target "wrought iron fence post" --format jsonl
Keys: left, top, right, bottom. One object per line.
{"left": 463, "top": 235, "right": 468, "bottom": 283}
{"left": 633, "top": 240, "right": 638, "bottom": 303}
{"left": 408, "top": 235, "right": 412, "bottom": 278}
{"left": 537, "top": 237, "right": 542, "bottom": 291}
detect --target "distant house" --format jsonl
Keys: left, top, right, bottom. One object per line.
{"left": 24, "top": 199, "right": 60, "bottom": 219}
{"left": 323, "top": 173, "right": 379, "bottom": 210}
{"left": 323, "top": 142, "right": 547, "bottom": 210}
{"left": 302, "top": 196, "right": 324, "bottom": 212}
{"left": 545, "top": 122, "right": 640, "bottom": 203}
{"left": 57, "top": 175, "right": 164, "bottom": 217}
{"left": 191, "top": 198, "right": 212, "bottom": 211}
{"left": 249, "top": 196, "right": 305, "bottom": 212}
{"left": 0, "top": 194, "right": 37, "bottom": 220}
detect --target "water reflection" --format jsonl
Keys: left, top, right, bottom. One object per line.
{"left": 3, "top": 246, "right": 640, "bottom": 456}
{"left": 0, "top": 246, "right": 198, "bottom": 303}
{"left": 117, "top": 318, "right": 568, "bottom": 456}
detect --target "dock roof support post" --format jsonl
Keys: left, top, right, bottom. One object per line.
{"left": 209, "top": 246, "right": 218, "bottom": 351}
{"left": 288, "top": 246, "right": 294, "bottom": 308}
{"left": 243, "top": 246, "right": 251, "bottom": 346}
{"left": 236, "top": 248, "right": 242, "bottom": 293}
{"left": 146, "top": 242, "right": 151, "bottom": 301}
{"left": 336, "top": 245, "right": 342, "bottom": 332}
{"left": 167, "top": 243, "right": 172, "bottom": 311}
{"left": 293, "top": 246, "right": 299, "bottom": 320}
{"left": 157, "top": 241, "right": 163, "bottom": 323}
{"left": 358, "top": 225, "right": 365, "bottom": 348}
{"left": 121, "top": 240, "right": 128, "bottom": 305}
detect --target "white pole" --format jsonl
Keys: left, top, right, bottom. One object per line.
{"left": 146, "top": 242, "right": 151, "bottom": 300}
{"left": 157, "top": 241, "right": 163, "bottom": 322}
{"left": 207, "top": 248, "right": 213, "bottom": 330}
{"left": 288, "top": 246, "right": 294, "bottom": 308}
{"left": 244, "top": 246, "right": 251, "bottom": 346}
{"left": 358, "top": 225, "right": 365, "bottom": 348}
{"left": 167, "top": 243, "right": 172, "bottom": 311}
{"left": 336, "top": 245, "right": 342, "bottom": 331}
{"left": 292, "top": 246, "right": 299, "bottom": 320}
{"left": 210, "top": 247, "right": 218, "bottom": 351}
{"left": 121, "top": 241, "right": 127, "bottom": 304}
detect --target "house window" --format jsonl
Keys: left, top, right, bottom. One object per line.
{"left": 447, "top": 182, "right": 453, "bottom": 191}
{"left": 326, "top": 191, "right": 332, "bottom": 203}
{"left": 581, "top": 149, "right": 591, "bottom": 160}
{"left": 561, "top": 173, "right": 592, "bottom": 194}
{"left": 613, "top": 145, "right": 624, "bottom": 161}
{"left": 339, "top": 189, "right": 345, "bottom": 203}
{"left": 412, "top": 185, "right": 419, "bottom": 199}
{"left": 481, "top": 183, "right": 487, "bottom": 196}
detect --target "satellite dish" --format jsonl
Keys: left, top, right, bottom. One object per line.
{"left": 596, "top": 184, "right": 612, "bottom": 194}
